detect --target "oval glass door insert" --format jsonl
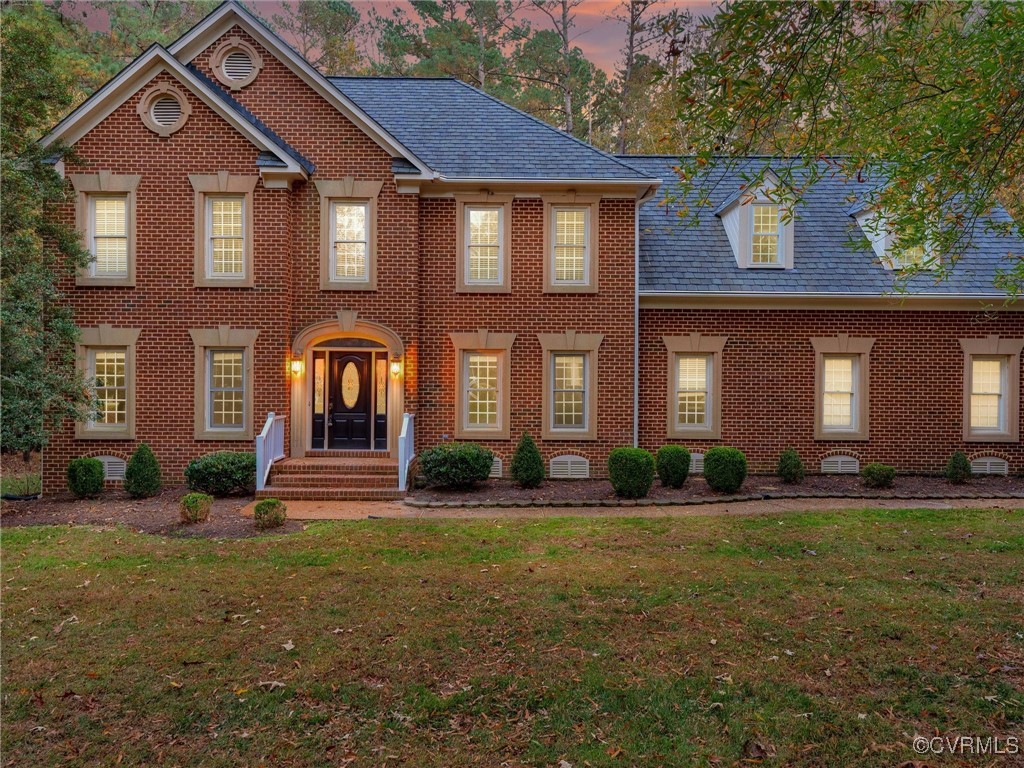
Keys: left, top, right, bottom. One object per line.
{"left": 341, "top": 361, "right": 360, "bottom": 409}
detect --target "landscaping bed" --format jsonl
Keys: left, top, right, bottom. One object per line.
{"left": 408, "top": 473, "right": 1024, "bottom": 506}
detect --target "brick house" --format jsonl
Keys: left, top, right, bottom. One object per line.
{"left": 39, "top": 2, "right": 1023, "bottom": 498}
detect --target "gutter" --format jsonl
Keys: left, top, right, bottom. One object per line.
{"left": 633, "top": 199, "right": 642, "bottom": 448}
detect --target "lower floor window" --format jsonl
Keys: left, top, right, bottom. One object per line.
{"left": 89, "top": 348, "right": 127, "bottom": 427}
{"left": 676, "top": 354, "right": 710, "bottom": 427}
{"left": 822, "top": 355, "right": 857, "bottom": 430}
{"left": 969, "top": 356, "right": 1007, "bottom": 433}
{"left": 208, "top": 349, "right": 245, "bottom": 430}
{"left": 552, "top": 352, "right": 587, "bottom": 430}
{"left": 465, "top": 352, "right": 500, "bottom": 428}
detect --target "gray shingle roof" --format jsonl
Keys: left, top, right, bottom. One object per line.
{"left": 329, "top": 76, "right": 656, "bottom": 182}
{"left": 626, "top": 156, "right": 1022, "bottom": 297}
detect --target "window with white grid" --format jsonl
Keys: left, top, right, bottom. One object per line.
{"left": 553, "top": 208, "right": 589, "bottom": 283}
{"left": 89, "top": 196, "right": 128, "bottom": 276}
{"left": 331, "top": 201, "right": 368, "bottom": 281}
{"left": 892, "top": 244, "right": 926, "bottom": 270}
{"left": 822, "top": 355, "right": 857, "bottom": 430}
{"left": 465, "top": 353, "right": 499, "bottom": 428}
{"left": 552, "top": 353, "right": 586, "bottom": 430}
{"left": 970, "top": 356, "right": 1005, "bottom": 432}
{"left": 465, "top": 207, "right": 502, "bottom": 284}
{"left": 208, "top": 349, "right": 245, "bottom": 430}
{"left": 206, "top": 196, "right": 245, "bottom": 277}
{"left": 751, "top": 203, "right": 781, "bottom": 265}
{"left": 88, "top": 348, "right": 127, "bottom": 427}
{"left": 676, "top": 354, "right": 711, "bottom": 428}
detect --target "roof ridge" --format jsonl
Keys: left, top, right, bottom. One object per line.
{"left": 328, "top": 75, "right": 458, "bottom": 81}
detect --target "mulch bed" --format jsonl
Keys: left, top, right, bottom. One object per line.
{"left": 407, "top": 474, "right": 1024, "bottom": 507}
{"left": 0, "top": 486, "right": 303, "bottom": 539}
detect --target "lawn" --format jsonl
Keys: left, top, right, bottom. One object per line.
{"left": 2, "top": 508, "right": 1022, "bottom": 767}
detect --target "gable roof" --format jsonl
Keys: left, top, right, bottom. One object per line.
{"left": 330, "top": 77, "right": 658, "bottom": 184}
{"left": 627, "top": 156, "right": 1022, "bottom": 298}
{"left": 40, "top": 44, "right": 307, "bottom": 177}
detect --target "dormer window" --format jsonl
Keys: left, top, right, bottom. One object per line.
{"left": 892, "top": 244, "right": 927, "bottom": 270}
{"left": 751, "top": 203, "right": 782, "bottom": 266}
{"left": 851, "top": 207, "right": 938, "bottom": 272}
{"left": 713, "top": 173, "right": 794, "bottom": 270}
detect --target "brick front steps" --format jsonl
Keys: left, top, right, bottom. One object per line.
{"left": 257, "top": 456, "right": 404, "bottom": 501}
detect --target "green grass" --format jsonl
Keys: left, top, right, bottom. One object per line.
{"left": 2, "top": 508, "right": 1023, "bottom": 766}
{"left": 1, "top": 471, "right": 41, "bottom": 496}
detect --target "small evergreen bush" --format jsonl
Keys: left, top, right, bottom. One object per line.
{"left": 945, "top": 451, "right": 972, "bottom": 484}
{"left": 254, "top": 498, "right": 287, "bottom": 530}
{"left": 777, "top": 448, "right": 806, "bottom": 484}
{"left": 510, "top": 432, "right": 545, "bottom": 488}
{"left": 67, "top": 457, "right": 104, "bottom": 499}
{"left": 861, "top": 462, "right": 896, "bottom": 489}
{"left": 124, "top": 443, "right": 162, "bottom": 498}
{"left": 607, "top": 447, "right": 655, "bottom": 498}
{"left": 655, "top": 445, "right": 690, "bottom": 489}
{"left": 179, "top": 492, "right": 213, "bottom": 524}
{"left": 184, "top": 452, "right": 256, "bottom": 496}
{"left": 703, "top": 447, "right": 748, "bottom": 493}
{"left": 419, "top": 443, "right": 494, "bottom": 489}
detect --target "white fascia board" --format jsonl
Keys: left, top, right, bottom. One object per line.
{"left": 168, "top": 1, "right": 432, "bottom": 176}
{"left": 638, "top": 291, "right": 1018, "bottom": 309}
{"left": 40, "top": 46, "right": 304, "bottom": 177}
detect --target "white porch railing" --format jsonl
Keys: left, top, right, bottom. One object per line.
{"left": 255, "top": 412, "right": 286, "bottom": 491}
{"left": 397, "top": 412, "right": 415, "bottom": 491}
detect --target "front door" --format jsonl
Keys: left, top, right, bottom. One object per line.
{"left": 328, "top": 352, "right": 372, "bottom": 449}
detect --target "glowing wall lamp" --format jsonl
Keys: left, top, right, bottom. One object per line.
{"left": 290, "top": 357, "right": 304, "bottom": 376}
{"left": 390, "top": 356, "right": 403, "bottom": 377}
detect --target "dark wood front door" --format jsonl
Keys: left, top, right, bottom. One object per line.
{"left": 328, "top": 352, "right": 372, "bottom": 449}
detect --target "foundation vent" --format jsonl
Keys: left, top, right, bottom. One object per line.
{"left": 821, "top": 455, "right": 860, "bottom": 474}
{"left": 971, "top": 456, "right": 1008, "bottom": 476}
{"left": 549, "top": 454, "right": 589, "bottom": 479}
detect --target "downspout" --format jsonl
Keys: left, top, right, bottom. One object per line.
{"left": 633, "top": 197, "right": 641, "bottom": 448}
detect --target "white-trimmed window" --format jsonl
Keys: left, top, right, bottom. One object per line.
{"left": 751, "top": 203, "right": 782, "bottom": 265}
{"left": 464, "top": 352, "right": 500, "bottom": 430}
{"left": 552, "top": 207, "right": 590, "bottom": 284}
{"left": 206, "top": 196, "right": 245, "bottom": 279}
{"left": 551, "top": 352, "right": 587, "bottom": 431}
{"left": 330, "top": 201, "right": 369, "bottom": 282}
{"left": 88, "top": 348, "right": 127, "bottom": 429}
{"left": 450, "top": 331, "right": 515, "bottom": 439}
{"left": 207, "top": 349, "right": 245, "bottom": 431}
{"left": 465, "top": 206, "right": 503, "bottom": 285}
{"left": 969, "top": 356, "right": 1007, "bottom": 434}
{"left": 88, "top": 196, "right": 128, "bottom": 277}
{"left": 892, "top": 244, "right": 927, "bottom": 270}
{"left": 822, "top": 355, "right": 858, "bottom": 431}
{"left": 675, "top": 354, "right": 711, "bottom": 430}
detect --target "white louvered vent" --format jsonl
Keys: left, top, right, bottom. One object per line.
{"left": 223, "top": 50, "right": 255, "bottom": 81}
{"left": 690, "top": 452, "right": 704, "bottom": 475}
{"left": 821, "top": 455, "right": 860, "bottom": 474}
{"left": 151, "top": 96, "right": 182, "bottom": 127}
{"left": 549, "top": 454, "right": 589, "bottom": 479}
{"left": 97, "top": 455, "right": 126, "bottom": 481}
{"left": 971, "top": 456, "right": 1009, "bottom": 476}
{"left": 489, "top": 457, "right": 503, "bottom": 479}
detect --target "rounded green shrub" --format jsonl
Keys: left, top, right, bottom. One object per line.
{"left": 703, "top": 447, "right": 748, "bottom": 493}
{"left": 608, "top": 447, "right": 655, "bottom": 498}
{"left": 67, "top": 457, "right": 104, "bottom": 499}
{"left": 945, "top": 451, "right": 972, "bottom": 484}
{"left": 124, "top": 443, "right": 162, "bottom": 498}
{"left": 510, "top": 432, "right": 544, "bottom": 489}
{"left": 179, "top": 492, "right": 213, "bottom": 524}
{"left": 419, "top": 443, "right": 494, "bottom": 490}
{"left": 254, "top": 498, "right": 287, "bottom": 530}
{"left": 184, "top": 451, "right": 256, "bottom": 496}
{"left": 777, "top": 448, "right": 805, "bottom": 484}
{"left": 861, "top": 462, "right": 896, "bottom": 489}
{"left": 655, "top": 445, "right": 691, "bottom": 489}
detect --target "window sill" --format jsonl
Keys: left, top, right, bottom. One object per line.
{"left": 544, "top": 284, "right": 597, "bottom": 294}
{"left": 75, "top": 427, "right": 134, "bottom": 441}
{"left": 814, "top": 431, "right": 869, "bottom": 441}
{"left": 541, "top": 428, "right": 597, "bottom": 442}
{"left": 320, "top": 280, "right": 376, "bottom": 292}
{"left": 76, "top": 276, "right": 135, "bottom": 288}
{"left": 964, "top": 432, "right": 1017, "bottom": 443}
{"left": 455, "top": 426, "right": 510, "bottom": 441}
{"left": 456, "top": 284, "right": 511, "bottom": 294}
{"left": 195, "top": 429, "right": 252, "bottom": 441}
{"left": 668, "top": 426, "right": 721, "bottom": 440}
{"left": 195, "top": 277, "right": 254, "bottom": 289}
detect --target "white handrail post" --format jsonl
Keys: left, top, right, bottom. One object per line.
{"left": 255, "top": 412, "right": 277, "bottom": 492}
{"left": 398, "top": 413, "right": 415, "bottom": 491}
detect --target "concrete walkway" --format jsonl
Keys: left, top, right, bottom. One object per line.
{"left": 241, "top": 496, "right": 1024, "bottom": 521}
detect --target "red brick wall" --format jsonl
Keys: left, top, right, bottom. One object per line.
{"left": 417, "top": 198, "right": 637, "bottom": 476}
{"left": 639, "top": 307, "right": 1024, "bottom": 473}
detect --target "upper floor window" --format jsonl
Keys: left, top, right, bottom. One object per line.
{"left": 552, "top": 207, "right": 590, "bottom": 284}
{"left": 331, "top": 201, "right": 369, "bottom": 282}
{"left": 316, "top": 178, "right": 383, "bottom": 291}
{"left": 206, "top": 196, "right": 245, "bottom": 279}
{"left": 751, "top": 203, "right": 782, "bottom": 266}
{"left": 190, "top": 173, "right": 257, "bottom": 288}
{"left": 465, "top": 206, "right": 503, "bottom": 285}
{"left": 89, "top": 196, "right": 128, "bottom": 277}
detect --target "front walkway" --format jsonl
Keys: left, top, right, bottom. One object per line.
{"left": 241, "top": 496, "right": 1024, "bottom": 520}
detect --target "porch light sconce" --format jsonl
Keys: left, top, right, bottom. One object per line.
{"left": 290, "top": 357, "right": 304, "bottom": 376}
{"left": 390, "top": 357, "right": 402, "bottom": 377}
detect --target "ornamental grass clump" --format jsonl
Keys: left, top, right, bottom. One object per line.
{"left": 179, "top": 492, "right": 213, "bottom": 524}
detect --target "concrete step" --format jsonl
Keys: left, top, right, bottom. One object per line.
{"left": 269, "top": 473, "right": 398, "bottom": 488}
{"left": 256, "top": 486, "right": 405, "bottom": 501}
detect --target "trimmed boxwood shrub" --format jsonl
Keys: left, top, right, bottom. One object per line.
{"left": 254, "top": 498, "right": 287, "bottom": 530}
{"left": 655, "top": 445, "right": 690, "bottom": 489}
{"left": 419, "top": 443, "right": 494, "bottom": 490}
{"left": 179, "top": 492, "right": 213, "bottom": 524}
{"left": 703, "top": 447, "right": 748, "bottom": 493}
{"left": 608, "top": 447, "right": 655, "bottom": 498}
{"left": 777, "top": 448, "right": 806, "bottom": 484}
{"left": 125, "top": 443, "right": 162, "bottom": 498}
{"left": 861, "top": 462, "right": 896, "bottom": 489}
{"left": 510, "top": 432, "right": 544, "bottom": 489}
{"left": 184, "top": 451, "right": 256, "bottom": 496}
{"left": 945, "top": 451, "right": 972, "bottom": 484}
{"left": 67, "top": 457, "right": 104, "bottom": 499}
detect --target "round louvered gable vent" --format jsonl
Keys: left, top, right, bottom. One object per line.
{"left": 151, "top": 96, "right": 182, "bottom": 127}
{"left": 223, "top": 50, "right": 254, "bottom": 81}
